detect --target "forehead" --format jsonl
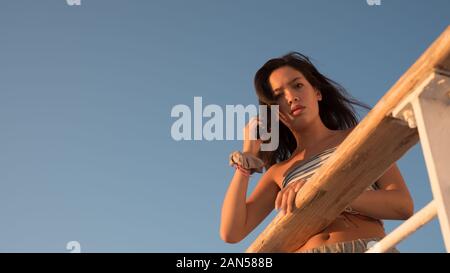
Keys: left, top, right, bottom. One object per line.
{"left": 269, "top": 66, "right": 305, "bottom": 90}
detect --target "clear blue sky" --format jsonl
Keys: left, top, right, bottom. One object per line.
{"left": 0, "top": 0, "right": 449, "bottom": 252}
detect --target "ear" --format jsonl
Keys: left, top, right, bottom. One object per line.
{"left": 315, "top": 89, "right": 322, "bottom": 101}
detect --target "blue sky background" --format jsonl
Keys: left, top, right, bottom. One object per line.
{"left": 0, "top": 0, "right": 449, "bottom": 252}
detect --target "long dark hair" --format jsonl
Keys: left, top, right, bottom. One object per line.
{"left": 254, "top": 52, "right": 372, "bottom": 169}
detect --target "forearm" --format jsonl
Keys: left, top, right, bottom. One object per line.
{"left": 350, "top": 189, "right": 414, "bottom": 220}
{"left": 220, "top": 170, "right": 250, "bottom": 243}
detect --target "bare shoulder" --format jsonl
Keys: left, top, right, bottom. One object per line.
{"left": 263, "top": 162, "right": 284, "bottom": 189}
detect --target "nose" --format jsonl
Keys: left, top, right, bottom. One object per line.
{"left": 286, "top": 93, "right": 299, "bottom": 105}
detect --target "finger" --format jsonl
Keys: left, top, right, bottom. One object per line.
{"left": 245, "top": 117, "right": 257, "bottom": 129}
{"left": 287, "top": 189, "right": 297, "bottom": 214}
{"left": 246, "top": 120, "right": 256, "bottom": 132}
{"left": 257, "top": 120, "right": 266, "bottom": 129}
{"left": 244, "top": 118, "right": 259, "bottom": 138}
{"left": 279, "top": 111, "right": 289, "bottom": 123}
{"left": 280, "top": 191, "right": 288, "bottom": 215}
{"left": 275, "top": 191, "right": 282, "bottom": 210}
{"left": 278, "top": 112, "right": 286, "bottom": 124}
{"left": 252, "top": 117, "right": 263, "bottom": 130}
{"left": 284, "top": 182, "right": 296, "bottom": 194}
{"left": 295, "top": 179, "right": 307, "bottom": 193}
{"left": 256, "top": 117, "right": 265, "bottom": 124}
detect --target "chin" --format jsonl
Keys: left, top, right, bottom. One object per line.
{"left": 292, "top": 118, "right": 312, "bottom": 130}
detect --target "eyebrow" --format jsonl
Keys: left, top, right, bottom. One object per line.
{"left": 273, "top": 76, "right": 302, "bottom": 93}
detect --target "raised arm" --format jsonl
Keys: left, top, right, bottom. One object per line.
{"left": 220, "top": 164, "right": 279, "bottom": 243}
{"left": 220, "top": 117, "right": 280, "bottom": 243}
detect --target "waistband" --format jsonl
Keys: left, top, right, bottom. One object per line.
{"left": 296, "top": 237, "right": 400, "bottom": 253}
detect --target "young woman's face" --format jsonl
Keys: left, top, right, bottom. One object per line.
{"left": 268, "top": 66, "right": 322, "bottom": 129}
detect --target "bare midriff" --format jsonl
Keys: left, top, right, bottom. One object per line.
{"left": 292, "top": 213, "right": 386, "bottom": 252}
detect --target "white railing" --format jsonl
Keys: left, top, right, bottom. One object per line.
{"left": 367, "top": 71, "right": 450, "bottom": 252}
{"left": 366, "top": 201, "right": 437, "bottom": 253}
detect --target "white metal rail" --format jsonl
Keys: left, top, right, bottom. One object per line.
{"left": 367, "top": 71, "right": 450, "bottom": 252}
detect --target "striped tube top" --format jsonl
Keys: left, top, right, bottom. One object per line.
{"left": 282, "top": 146, "right": 380, "bottom": 191}
{"left": 282, "top": 145, "right": 383, "bottom": 227}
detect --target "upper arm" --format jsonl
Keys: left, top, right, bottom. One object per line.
{"left": 243, "top": 166, "right": 280, "bottom": 237}
{"left": 376, "top": 162, "right": 414, "bottom": 210}
{"left": 376, "top": 163, "right": 409, "bottom": 191}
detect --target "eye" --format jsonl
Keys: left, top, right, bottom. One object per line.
{"left": 295, "top": 83, "right": 303, "bottom": 89}
{"left": 273, "top": 92, "right": 282, "bottom": 99}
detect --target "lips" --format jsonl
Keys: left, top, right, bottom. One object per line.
{"left": 290, "top": 105, "right": 305, "bottom": 115}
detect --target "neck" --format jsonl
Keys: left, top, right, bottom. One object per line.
{"left": 291, "top": 118, "right": 335, "bottom": 154}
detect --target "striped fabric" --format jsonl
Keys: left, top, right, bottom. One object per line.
{"left": 282, "top": 146, "right": 380, "bottom": 191}
{"left": 282, "top": 146, "right": 384, "bottom": 228}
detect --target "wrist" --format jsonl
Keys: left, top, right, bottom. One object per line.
{"left": 242, "top": 147, "right": 258, "bottom": 156}
{"left": 229, "top": 150, "right": 264, "bottom": 175}
{"left": 233, "top": 163, "right": 251, "bottom": 177}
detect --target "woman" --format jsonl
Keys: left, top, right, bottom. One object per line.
{"left": 220, "top": 52, "right": 414, "bottom": 253}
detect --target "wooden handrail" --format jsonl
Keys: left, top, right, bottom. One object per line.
{"left": 246, "top": 26, "right": 450, "bottom": 253}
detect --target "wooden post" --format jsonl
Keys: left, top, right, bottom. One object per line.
{"left": 246, "top": 26, "right": 450, "bottom": 253}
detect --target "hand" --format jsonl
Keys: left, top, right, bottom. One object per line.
{"left": 242, "top": 116, "right": 263, "bottom": 156}
{"left": 275, "top": 179, "right": 307, "bottom": 216}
